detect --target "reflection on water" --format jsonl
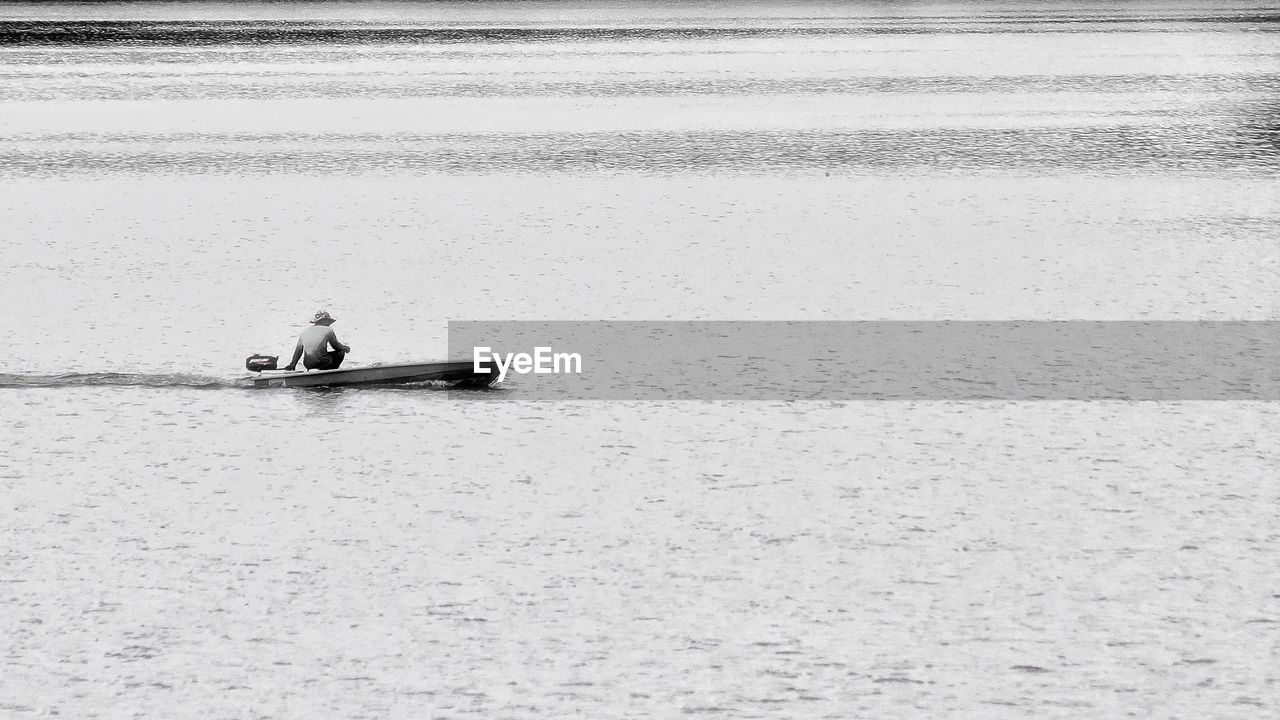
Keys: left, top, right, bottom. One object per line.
{"left": 0, "top": 2, "right": 1277, "bottom": 177}
{"left": 4, "top": 126, "right": 1276, "bottom": 175}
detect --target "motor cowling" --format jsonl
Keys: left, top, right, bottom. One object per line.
{"left": 245, "top": 354, "right": 278, "bottom": 372}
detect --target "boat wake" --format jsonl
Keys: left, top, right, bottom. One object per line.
{"left": 0, "top": 372, "right": 232, "bottom": 389}
{"left": 0, "top": 372, "right": 499, "bottom": 391}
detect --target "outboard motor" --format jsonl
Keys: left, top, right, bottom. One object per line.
{"left": 245, "top": 354, "right": 279, "bottom": 372}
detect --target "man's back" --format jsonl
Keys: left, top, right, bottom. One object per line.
{"left": 298, "top": 324, "right": 338, "bottom": 363}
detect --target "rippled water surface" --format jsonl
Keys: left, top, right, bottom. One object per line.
{"left": 3, "top": 2, "right": 1279, "bottom": 717}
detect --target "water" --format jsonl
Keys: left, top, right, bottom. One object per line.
{"left": 2, "top": 2, "right": 1279, "bottom": 717}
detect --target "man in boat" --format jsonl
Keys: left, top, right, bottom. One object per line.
{"left": 284, "top": 310, "right": 352, "bottom": 371}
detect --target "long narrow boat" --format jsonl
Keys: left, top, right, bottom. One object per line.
{"left": 245, "top": 360, "right": 499, "bottom": 389}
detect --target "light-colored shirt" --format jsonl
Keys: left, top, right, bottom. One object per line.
{"left": 297, "top": 325, "right": 343, "bottom": 364}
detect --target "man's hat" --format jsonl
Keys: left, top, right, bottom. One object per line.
{"left": 311, "top": 310, "right": 335, "bottom": 324}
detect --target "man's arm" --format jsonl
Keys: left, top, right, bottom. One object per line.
{"left": 328, "top": 329, "right": 351, "bottom": 353}
{"left": 284, "top": 338, "right": 304, "bottom": 370}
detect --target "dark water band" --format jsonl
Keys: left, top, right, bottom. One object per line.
{"left": 4, "top": 17, "right": 1279, "bottom": 46}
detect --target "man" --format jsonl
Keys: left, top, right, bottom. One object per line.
{"left": 284, "top": 310, "right": 352, "bottom": 371}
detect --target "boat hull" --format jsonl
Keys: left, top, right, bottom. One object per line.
{"left": 246, "top": 361, "right": 498, "bottom": 388}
